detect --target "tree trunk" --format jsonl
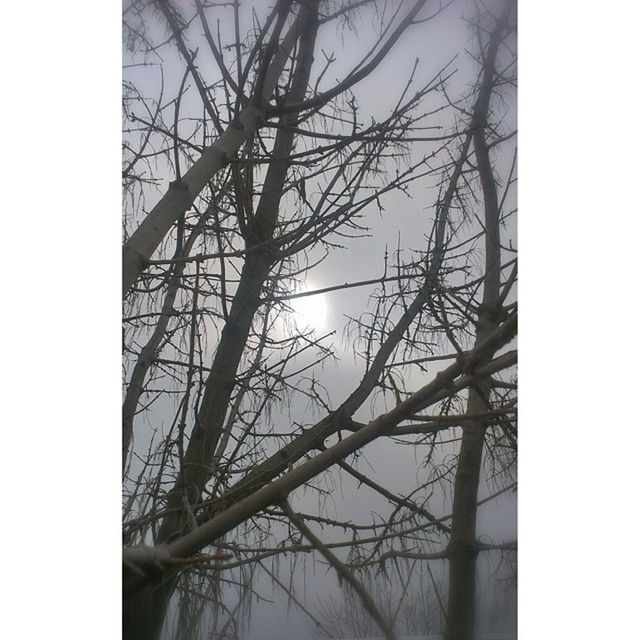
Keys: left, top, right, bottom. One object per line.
{"left": 444, "top": 5, "right": 512, "bottom": 638}
{"left": 123, "top": 576, "right": 177, "bottom": 640}
{"left": 122, "top": 5, "right": 319, "bottom": 636}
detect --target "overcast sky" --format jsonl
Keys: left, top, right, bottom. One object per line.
{"left": 4, "top": 0, "right": 640, "bottom": 638}
{"left": 122, "top": 2, "right": 517, "bottom": 638}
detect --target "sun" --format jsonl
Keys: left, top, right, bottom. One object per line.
{"left": 290, "top": 284, "right": 328, "bottom": 331}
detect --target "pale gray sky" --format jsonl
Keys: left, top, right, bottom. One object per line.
{"left": 122, "top": 2, "right": 517, "bottom": 638}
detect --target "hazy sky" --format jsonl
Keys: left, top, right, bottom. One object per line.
{"left": 4, "top": 0, "right": 637, "bottom": 638}
{"left": 123, "top": 2, "right": 517, "bottom": 638}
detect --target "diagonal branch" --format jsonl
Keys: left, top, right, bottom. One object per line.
{"left": 123, "top": 313, "right": 516, "bottom": 591}
{"left": 122, "top": 0, "right": 303, "bottom": 296}
{"left": 268, "top": 0, "right": 429, "bottom": 117}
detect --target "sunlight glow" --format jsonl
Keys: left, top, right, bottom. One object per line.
{"left": 290, "top": 285, "right": 328, "bottom": 331}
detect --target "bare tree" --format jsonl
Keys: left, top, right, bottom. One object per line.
{"left": 122, "top": 1, "right": 517, "bottom": 639}
{"left": 444, "top": 4, "right": 516, "bottom": 638}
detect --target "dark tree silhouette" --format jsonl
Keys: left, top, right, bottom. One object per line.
{"left": 122, "top": 1, "right": 517, "bottom": 638}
